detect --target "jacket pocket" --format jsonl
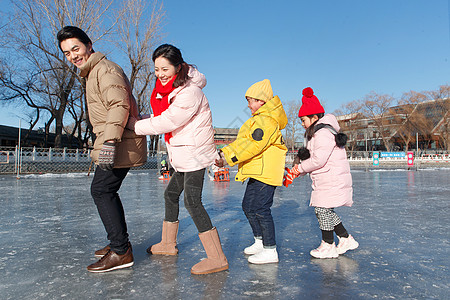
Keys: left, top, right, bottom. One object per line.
{"left": 169, "top": 133, "right": 195, "bottom": 146}
{"left": 193, "top": 126, "right": 214, "bottom": 146}
{"left": 240, "top": 156, "right": 263, "bottom": 176}
{"left": 311, "top": 165, "right": 330, "bottom": 176}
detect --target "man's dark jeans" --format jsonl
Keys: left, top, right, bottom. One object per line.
{"left": 242, "top": 178, "right": 277, "bottom": 247}
{"left": 164, "top": 168, "right": 213, "bottom": 233}
{"left": 91, "top": 167, "right": 130, "bottom": 254}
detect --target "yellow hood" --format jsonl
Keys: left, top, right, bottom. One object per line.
{"left": 253, "top": 95, "right": 287, "bottom": 130}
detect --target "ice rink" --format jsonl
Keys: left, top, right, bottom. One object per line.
{"left": 1, "top": 168, "right": 449, "bottom": 299}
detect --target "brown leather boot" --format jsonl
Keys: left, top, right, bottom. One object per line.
{"left": 191, "top": 227, "right": 228, "bottom": 275}
{"left": 87, "top": 247, "right": 134, "bottom": 273}
{"left": 95, "top": 242, "right": 132, "bottom": 258}
{"left": 148, "top": 220, "right": 179, "bottom": 255}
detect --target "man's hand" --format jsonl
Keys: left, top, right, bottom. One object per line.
{"left": 98, "top": 142, "right": 116, "bottom": 170}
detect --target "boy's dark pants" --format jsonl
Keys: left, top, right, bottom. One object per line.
{"left": 91, "top": 167, "right": 130, "bottom": 255}
{"left": 242, "top": 178, "right": 276, "bottom": 247}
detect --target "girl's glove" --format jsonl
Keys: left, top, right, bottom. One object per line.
{"left": 291, "top": 165, "right": 301, "bottom": 176}
{"left": 283, "top": 167, "right": 300, "bottom": 187}
{"left": 98, "top": 142, "right": 116, "bottom": 170}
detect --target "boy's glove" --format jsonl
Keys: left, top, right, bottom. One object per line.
{"left": 283, "top": 167, "right": 300, "bottom": 187}
{"left": 98, "top": 142, "right": 116, "bottom": 170}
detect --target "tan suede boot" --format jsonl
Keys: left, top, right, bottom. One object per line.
{"left": 191, "top": 227, "right": 229, "bottom": 275}
{"left": 147, "top": 220, "right": 179, "bottom": 255}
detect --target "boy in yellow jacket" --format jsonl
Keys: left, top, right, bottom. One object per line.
{"left": 215, "top": 79, "right": 287, "bottom": 264}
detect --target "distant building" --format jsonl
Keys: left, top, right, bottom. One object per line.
{"left": 0, "top": 125, "right": 81, "bottom": 148}
{"left": 337, "top": 98, "right": 449, "bottom": 151}
{"left": 214, "top": 127, "right": 239, "bottom": 148}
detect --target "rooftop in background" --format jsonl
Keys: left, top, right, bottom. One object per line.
{"left": 214, "top": 127, "right": 239, "bottom": 148}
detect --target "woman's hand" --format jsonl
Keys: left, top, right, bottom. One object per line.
{"left": 215, "top": 158, "right": 226, "bottom": 167}
{"left": 215, "top": 150, "right": 227, "bottom": 167}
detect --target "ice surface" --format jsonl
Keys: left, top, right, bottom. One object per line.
{"left": 0, "top": 168, "right": 449, "bottom": 299}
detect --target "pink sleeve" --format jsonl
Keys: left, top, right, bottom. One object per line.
{"left": 299, "top": 130, "right": 335, "bottom": 174}
{"left": 134, "top": 87, "right": 201, "bottom": 136}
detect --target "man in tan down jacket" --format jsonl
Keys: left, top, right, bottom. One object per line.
{"left": 57, "top": 26, "right": 147, "bottom": 273}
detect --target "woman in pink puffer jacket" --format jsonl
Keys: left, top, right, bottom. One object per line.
{"left": 129, "top": 44, "right": 227, "bottom": 275}
{"left": 290, "top": 87, "right": 359, "bottom": 259}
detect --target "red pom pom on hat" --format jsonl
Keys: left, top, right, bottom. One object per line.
{"left": 302, "top": 87, "right": 314, "bottom": 98}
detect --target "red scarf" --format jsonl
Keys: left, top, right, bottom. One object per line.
{"left": 150, "top": 75, "right": 177, "bottom": 143}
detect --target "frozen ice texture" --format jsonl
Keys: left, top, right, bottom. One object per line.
{"left": 0, "top": 168, "right": 449, "bottom": 299}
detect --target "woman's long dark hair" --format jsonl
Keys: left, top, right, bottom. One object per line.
{"left": 305, "top": 113, "right": 325, "bottom": 141}
{"left": 152, "top": 44, "right": 191, "bottom": 88}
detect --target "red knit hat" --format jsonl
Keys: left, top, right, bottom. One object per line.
{"left": 298, "top": 87, "right": 325, "bottom": 117}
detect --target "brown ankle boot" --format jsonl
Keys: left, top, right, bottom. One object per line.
{"left": 148, "top": 220, "right": 179, "bottom": 255}
{"left": 191, "top": 227, "right": 228, "bottom": 275}
{"left": 87, "top": 247, "right": 134, "bottom": 273}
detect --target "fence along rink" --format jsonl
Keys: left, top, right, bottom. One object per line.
{"left": 285, "top": 150, "right": 450, "bottom": 169}
{"left": 0, "top": 146, "right": 159, "bottom": 174}
{"left": 2, "top": 147, "right": 448, "bottom": 174}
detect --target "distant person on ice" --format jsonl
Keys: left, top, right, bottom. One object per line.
{"left": 160, "top": 159, "right": 169, "bottom": 174}
{"left": 284, "top": 87, "right": 359, "bottom": 258}
{"left": 57, "top": 26, "right": 147, "bottom": 272}
{"left": 215, "top": 79, "right": 287, "bottom": 264}
{"left": 159, "top": 159, "right": 174, "bottom": 179}
{"left": 127, "top": 44, "right": 228, "bottom": 275}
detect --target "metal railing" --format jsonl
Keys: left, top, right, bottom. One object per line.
{"left": 2, "top": 146, "right": 448, "bottom": 175}
{"left": 286, "top": 150, "right": 450, "bottom": 168}
{"left": 0, "top": 146, "right": 161, "bottom": 175}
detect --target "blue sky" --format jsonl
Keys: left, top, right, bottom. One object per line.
{"left": 1, "top": 0, "right": 449, "bottom": 129}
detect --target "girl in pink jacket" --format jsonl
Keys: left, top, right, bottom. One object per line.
{"left": 128, "top": 44, "right": 227, "bottom": 275}
{"left": 289, "top": 87, "right": 359, "bottom": 259}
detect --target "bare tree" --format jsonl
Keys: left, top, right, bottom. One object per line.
{"left": 1, "top": 0, "right": 165, "bottom": 149}
{"left": 114, "top": 0, "right": 165, "bottom": 153}
{"left": 360, "top": 92, "right": 396, "bottom": 151}
{"left": 0, "top": 0, "right": 119, "bottom": 147}
{"left": 115, "top": 0, "right": 164, "bottom": 113}
{"left": 335, "top": 100, "right": 363, "bottom": 151}
{"left": 63, "top": 85, "right": 92, "bottom": 147}
{"left": 426, "top": 84, "right": 450, "bottom": 150}
{"left": 282, "top": 99, "right": 303, "bottom": 151}
{"left": 391, "top": 90, "right": 428, "bottom": 151}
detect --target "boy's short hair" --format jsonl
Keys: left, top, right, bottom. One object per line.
{"left": 57, "top": 26, "right": 92, "bottom": 51}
